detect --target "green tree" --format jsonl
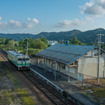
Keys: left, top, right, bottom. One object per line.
{"left": 8, "top": 40, "right": 15, "bottom": 50}
{"left": 19, "top": 39, "right": 25, "bottom": 47}
{"left": 2, "top": 38, "right": 7, "bottom": 44}
{"left": 69, "top": 36, "right": 85, "bottom": 45}
{"left": 40, "top": 37, "right": 48, "bottom": 44}
{"left": 32, "top": 39, "right": 47, "bottom": 49}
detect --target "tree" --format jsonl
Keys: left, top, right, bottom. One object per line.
{"left": 0, "top": 37, "right": 7, "bottom": 44}
{"left": 69, "top": 36, "right": 85, "bottom": 45}
{"left": 31, "top": 39, "right": 47, "bottom": 49}
{"left": 2, "top": 38, "right": 7, "bottom": 44}
{"left": 40, "top": 37, "right": 48, "bottom": 44}
{"left": 8, "top": 40, "right": 15, "bottom": 50}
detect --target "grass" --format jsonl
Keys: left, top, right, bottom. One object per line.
{"left": 82, "top": 86, "right": 105, "bottom": 104}
{"left": 0, "top": 89, "right": 35, "bottom": 105}
{"left": 0, "top": 62, "right": 35, "bottom": 105}
{"left": 4, "top": 91, "right": 13, "bottom": 104}
{"left": 6, "top": 70, "right": 20, "bottom": 87}
{"left": 82, "top": 86, "right": 105, "bottom": 98}
{"left": 100, "top": 79, "right": 105, "bottom": 82}
{"left": 90, "top": 87, "right": 105, "bottom": 98}
{"left": 6, "top": 70, "right": 35, "bottom": 104}
{"left": 15, "top": 88, "right": 35, "bottom": 105}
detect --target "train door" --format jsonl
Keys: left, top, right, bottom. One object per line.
{"left": 17, "top": 58, "right": 23, "bottom": 69}
{"left": 22, "top": 58, "right": 26, "bottom": 67}
{"left": 26, "top": 58, "right": 30, "bottom": 67}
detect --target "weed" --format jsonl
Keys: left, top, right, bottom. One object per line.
{"left": 6, "top": 70, "right": 20, "bottom": 87}
{"left": 15, "top": 88, "right": 35, "bottom": 105}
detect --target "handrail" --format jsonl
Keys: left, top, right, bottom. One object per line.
{"left": 30, "top": 68, "right": 63, "bottom": 92}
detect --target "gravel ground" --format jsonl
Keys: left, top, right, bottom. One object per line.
{"left": 0, "top": 50, "right": 54, "bottom": 105}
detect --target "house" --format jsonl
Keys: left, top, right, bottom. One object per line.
{"left": 34, "top": 43, "right": 105, "bottom": 81}
{"left": 48, "top": 40, "right": 58, "bottom": 46}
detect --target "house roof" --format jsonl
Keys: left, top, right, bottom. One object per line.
{"left": 36, "top": 44, "right": 96, "bottom": 65}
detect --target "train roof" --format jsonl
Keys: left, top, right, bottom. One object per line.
{"left": 8, "top": 51, "right": 29, "bottom": 58}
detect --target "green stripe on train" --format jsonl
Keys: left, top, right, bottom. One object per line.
{"left": 10, "top": 59, "right": 30, "bottom": 66}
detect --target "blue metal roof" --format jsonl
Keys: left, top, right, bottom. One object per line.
{"left": 36, "top": 44, "right": 95, "bottom": 65}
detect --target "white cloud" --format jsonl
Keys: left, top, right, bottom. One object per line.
{"left": 0, "top": 16, "right": 2, "bottom": 21}
{"left": 27, "top": 18, "right": 31, "bottom": 21}
{"left": 26, "top": 18, "right": 39, "bottom": 28}
{"left": 0, "top": 17, "right": 39, "bottom": 29}
{"left": 81, "top": 0, "right": 105, "bottom": 16}
{"left": 56, "top": 18, "right": 87, "bottom": 28}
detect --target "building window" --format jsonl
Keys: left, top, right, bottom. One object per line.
{"left": 71, "top": 61, "right": 77, "bottom": 65}
{"left": 94, "top": 53, "right": 98, "bottom": 56}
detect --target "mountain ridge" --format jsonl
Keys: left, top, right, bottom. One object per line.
{"left": 0, "top": 28, "right": 105, "bottom": 43}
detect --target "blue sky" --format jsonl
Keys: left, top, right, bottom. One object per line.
{"left": 0, "top": 0, "right": 105, "bottom": 34}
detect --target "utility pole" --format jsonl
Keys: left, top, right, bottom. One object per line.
{"left": 97, "top": 33, "right": 104, "bottom": 83}
{"left": 13, "top": 40, "right": 14, "bottom": 50}
{"left": 26, "top": 37, "right": 28, "bottom": 56}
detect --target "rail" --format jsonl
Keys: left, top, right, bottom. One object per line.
{"left": 30, "top": 68, "right": 63, "bottom": 93}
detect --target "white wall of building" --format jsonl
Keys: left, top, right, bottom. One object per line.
{"left": 78, "top": 49, "right": 105, "bottom": 79}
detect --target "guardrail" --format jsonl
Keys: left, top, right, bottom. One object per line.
{"left": 30, "top": 68, "right": 63, "bottom": 93}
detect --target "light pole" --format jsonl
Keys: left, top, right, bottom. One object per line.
{"left": 26, "top": 37, "right": 28, "bottom": 56}
{"left": 13, "top": 40, "right": 14, "bottom": 50}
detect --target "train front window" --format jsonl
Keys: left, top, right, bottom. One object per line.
{"left": 26, "top": 58, "right": 29, "bottom": 60}
{"left": 23, "top": 58, "right": 25, "bottom": 61}
{"left": 18, "top": 58, "right": 22, "bottom": 61}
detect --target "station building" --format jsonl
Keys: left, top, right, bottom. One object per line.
{"left": 34, "top": 43, "right": 105, "bottom": 81}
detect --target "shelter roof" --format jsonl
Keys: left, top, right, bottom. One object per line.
{"left": 36, "top": 44, "right": 96, "bottom": 65}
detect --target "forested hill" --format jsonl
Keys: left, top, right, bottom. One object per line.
{"left": 0, "top": 28, "right": 105, "bottom": 43}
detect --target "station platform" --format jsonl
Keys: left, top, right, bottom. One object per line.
{"left": 30, "top": 65, "right": 99, "bottom": 105}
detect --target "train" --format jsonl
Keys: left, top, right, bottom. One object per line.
{"left": 8, "top": 51, "right": 30, "bottom": 70}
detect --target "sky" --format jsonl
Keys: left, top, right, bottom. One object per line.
{"left": 0, "top": 0, "right": 105, "bottom": 34}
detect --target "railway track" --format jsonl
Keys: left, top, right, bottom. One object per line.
{"left": 0, "top": 49, "right": 75, "bottom": 105}
{"left": 0, "top": 50, "right": 7, "bottom": 61}
{"left": 22, "top": 71, "right": 75, "bottom": 105}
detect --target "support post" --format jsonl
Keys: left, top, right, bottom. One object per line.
{"left": 68, "top": 66, "right": 70, "bottom": 82}
{"left": 54, "top": 68, "right": 56, "bottom": 80}
{"left": 53, "top": 61, "right": 56, "bottom": 80}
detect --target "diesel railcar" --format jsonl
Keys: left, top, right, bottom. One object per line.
{"left": 8, "top": 51, "right": 30, "bottom": 70}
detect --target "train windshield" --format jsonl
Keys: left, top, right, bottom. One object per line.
{"left": 23, "top": 58, "right": 25, "bottom": 61}
{"left": 18, "top": 58, "right": 22, "bottom": 61}
{"left": 18, "top": 58, "right": 29, "bottom": 61}
{"left": 22, "top": 58, "right": 29, "bottom": 61}
{"left": 26, "top": 58, "right": 29, "bottom": 60}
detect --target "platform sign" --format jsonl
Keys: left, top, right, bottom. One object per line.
{"left": 78, "top": 73, "right": 83, "bottom": 82}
